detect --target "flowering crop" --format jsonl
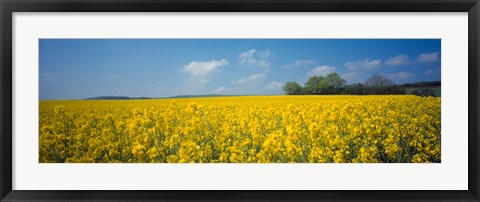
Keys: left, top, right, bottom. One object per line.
{"left": 39, "top": 95, "right": 440, "bottom": 163}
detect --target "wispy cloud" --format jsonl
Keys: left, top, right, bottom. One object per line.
{"left": 282, "top": 59, "right": 315, "bottom": 69}
{"left": 344, "top": 59, "right": 381, "bottom": 71}
{"left": 182, "top": 59, "right": 229, "bottom": 77}
{"left": 341, "top": 71, "right": 360, "bottom": 84}
{"left": 179, "top": 59, "right": 228, "bottom": 92}
{"left": 417, "top": 52, "right": 440, "bottom": 63}
{"left": 425, "top": 67, "right": 440, "bottom": 75}
{"left": 340, "top": 71, "right": 377, "bottom": 84}
{"left": 234, "top": 73, "right": 266, "bottom": 85}
{"left": 264, "top": 81, "right": 284, "bottom": 90}
{"left": 212, "top": 86, "right": 228, "bottom": 94}
{"left": 40, "top": 72, "right": 55, "bottom": 82}
{"left": 387, "top": 72, "right": 416, "bottom": 83}
{"left": 385, "top": 54, "right": 409, "bottom": 66}
{"left": 239, "top": 49, "right": 271, "bottom": 68}
{"left": 307, "top": 65, "right": 336, "bottom": 77}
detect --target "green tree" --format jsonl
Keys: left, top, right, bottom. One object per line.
{"left": 325, "top": 73, "right": 346, "bottom": 94}
{"left": 283, "top": 82, "right": 303, "bottom": 95}
{"left": 304, "top": 73, "right": 346, "bottom": 95}
{"left": 344, "top": 83, "right": 365, "bottom": 95}
{"left": 304, "top": 76, "right": 328, "bottom": 94}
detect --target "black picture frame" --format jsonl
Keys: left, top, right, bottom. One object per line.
{"left": 1, "top": 0, "right": 479, "bottom": 201}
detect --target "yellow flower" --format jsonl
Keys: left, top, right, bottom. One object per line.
{"left": 39, "top": 95, "right": 440, "bottom": 163}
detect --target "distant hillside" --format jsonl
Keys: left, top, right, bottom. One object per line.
{"left": 167, "top": 94, "right": 229, "bottom": 99}
{"left": 82, "top": 81, "right": 441, "bottom": 101}
{"left": 399, "top": 81, "right": 440, "bottom": 88}
{"left": 400, "top": 81, "right": 441, "bottom": 97}
{"left": 83, "top": 96, "right": 151, "bottom": 100}
{"left": 83, "top": 94, "right": 234, "bottom": 100}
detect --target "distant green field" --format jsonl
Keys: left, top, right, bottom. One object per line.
{"left": 406, "top": 87, "right": 441, "bottom": 97}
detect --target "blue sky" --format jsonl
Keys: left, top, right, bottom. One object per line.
{"left": 40, "top": 39, "right": 440, "bottom": 100}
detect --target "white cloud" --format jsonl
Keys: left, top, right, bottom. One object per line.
{"left": 212, "top": 86, "right": 228, "bottom": 94}
{"left": 340, "top": 71, "right": 361, "bottom": 83}
{"left": 387, "top": 72, "right": 416, "bottom": 83}
{"left": 344, "top": 59, "right": 381, "bottom": 71}
{"left": 417, "top": 52, "right": 440, "bottom": 63}
{"left": 264, "top": 81, "right": 284, "bottom": 90}
{"left": 282, "top": 60, "right": 315, "bottom": 68}
{"left": 258, "top": 50, "right": 271, "bottom": 59}
{"left": 182, "top": 59, "right": 228, "bottom": 77}
{"left": 385, "top": 54, "right": 410, "bottom": 66}
{"left": 239, "top": 49, "right": 256, "bottom": 64}
{"left": 239, "top": 49, "right": 271, "bottom": 68}
{"left": 390, "top": 72, "right": 415, "bottom": 79}
{"left": 307, "top": 65, "right": 336, "bottom": 77}
{"left": 234, "top": 73, "right": 266, "bottom": 84}
{"left": 340, "top": 71, "right": 377, "bottom": 84}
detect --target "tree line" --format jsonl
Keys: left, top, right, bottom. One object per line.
{"left": 283, "top": 73, "right": 439, "bottom": 97}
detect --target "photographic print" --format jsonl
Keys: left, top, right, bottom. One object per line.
{"left": 39, "top": 39, "right": 441, "bottom": 163}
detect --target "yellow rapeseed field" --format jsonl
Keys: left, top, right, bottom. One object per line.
{"left": 39, "top": 95, "right": 441, "bottom": 163}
